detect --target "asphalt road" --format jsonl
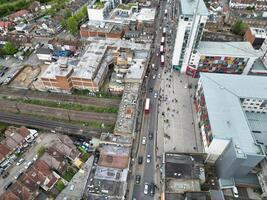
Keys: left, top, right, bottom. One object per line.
{"left": 0, "top": 87, "right": 121, "bottom": 107}
{"left": 0, "top": 112, "right": 101, "bottom": 138}
{"left": 131, "top": 0, "right": 174, "bottom": 199}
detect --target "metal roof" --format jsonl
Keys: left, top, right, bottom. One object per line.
{"left": 180, "top": 0, "right": 209, "bottom": 16}
{"left": 200, "top": 73, "right": 266, "bottom": 155}
{"left": 198, "top": 41, "right": 260, "bottom": 58}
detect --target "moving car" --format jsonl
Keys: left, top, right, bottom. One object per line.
{"left": 135, "top": 175, "right": 141, "bottom": 184}
{"left": 142, "top": 137, "right": 146, "bottom": 145}
{"left": 149, "top": 87, "right": 153, "bottom": 93}
{"left": 150, "top": 183, "right": 155, "bottom": 197}
{"left": 144, "top": 183, "right": 149, "bottom": 194}
{"left": 154, "top": 92, "right": 158, "bottom": 99}
{"left": 146, "top": 154, "right": 151, "bottom": 163}
{"left": 158, "top": 73, "right": 161, "bottom": 79}
{"left": 148, "top": 132, "right": 153, "bottom": 140}
{"left": 152, "top": 75, "right": 156, "bottom": 79}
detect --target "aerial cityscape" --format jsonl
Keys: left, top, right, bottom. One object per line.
{"left": 0, "top": 0, "right": 266, "bottom": 199}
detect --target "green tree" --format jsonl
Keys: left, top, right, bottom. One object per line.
{"left": 81, "top": 5, "right": 88, "bottom": 17}
{"left": 65, "top": 9, "right": 72, "bottom": 18}
{"left": 3, "top": 42, "right": 17, "bottom": 55}
{"left": 67, "top": 16, "right": 78, "bottom": 35}
{"left": 60, "top": 19, "right": 67, "bottom": 28}
{"left": 231, "top": 20, "right": 247, "bottom": 36}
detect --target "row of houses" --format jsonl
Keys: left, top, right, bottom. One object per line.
{"left": 0, "top": 126, "right": 37, "bottom": 170}
{"left": 1, "top": 134, "right": 81, "bottom": 199}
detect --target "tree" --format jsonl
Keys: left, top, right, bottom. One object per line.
{"left": 231, "top": 20, "right": 247, "bottom": 36}
{"left": 81, "top": 5, "right": 88, "bottom": 18}
{"left": 67, "top": 16, "right": 78, "bottom": 35}
{"left": 65, "top": 9, "right": 72, "bottom": 18}
{"left": 3, "top": 42, "right": 17, "bottom": 55}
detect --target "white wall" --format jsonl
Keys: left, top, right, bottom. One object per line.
{"left": 206, "top": 138, "right": 230, "bottom": 163}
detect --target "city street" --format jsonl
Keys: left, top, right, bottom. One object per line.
{"left": 130, "top": 0, "right": 176, "bottom": 199}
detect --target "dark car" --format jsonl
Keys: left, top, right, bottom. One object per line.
{"left": 135, "top": 175, "right": 141, "bottom": 184}
{"left": 138, "top": 156, "right": 143, "bottom": 164}
{"left": 150, "top": 183, "right": 155, "bottom": 197}
{"left": 2, "top": 171, "right": 9, "bottom": 179}
{"left": 148, "top": 132, "right": 153, "bottom": 140}
{"left": 4, "top": 182, "right": 13, "bottom": 190}
{"left": 149, "top": 87, "right": 153, "bottom": 93}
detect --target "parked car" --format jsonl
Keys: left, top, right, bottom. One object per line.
{"left": 149, "top": 87, "right": 153, "bottom": 93}
{"left": 232, "top": 186, "right": 239, "bottom": 198}
{"left": 144, "top": 183, "right": 149, "bottom": 195}
{"left": 138, "top": 156, "right": 143, "bottom": 165}
{"left": 4, "top": 182, "right": 13, "bottom": 190}
{"left": 14, "top": 172, "right": 23, "bottom": 180}
{"left": 16, "top": 158, "right": 25, "bottom": 166}
{"left": 24, "top": 161, "right": 32, "bottom": 169}
{"left": 154, "top": 92, "right": 158, "bottom": 99}
{"left": 33, "top": 155, "right": 38, "bottom": 161}
{"left": 150, "top": 183, "right": 155, "bottom": 197}
{"left": 146, "top": 154, "right": 151, "bottom": 163}
{"left": 2, "top": 171, "right": 9, "bottom": 179}
{"left": 152, "top": 75, "right": 156, "bottom": 79}
{"left": 135, "top": 175, "right": 141, "bottom": 184}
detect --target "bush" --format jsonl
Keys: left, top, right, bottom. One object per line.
{"left": 231, "top": 20, "right": 248, "bottom": 36}
{"left": 55, "top": 180, "right": 65, "bottom": 191}
{"left": 37, "top": 146, "right": 45, "bottom": 157}
{"left": 63, "top": 167, "right": 75, "bottom": 181}
{"left": 80, "top": 152, "right": 90, "bottom": 162}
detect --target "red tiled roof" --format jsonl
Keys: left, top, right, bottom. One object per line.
{"left": 9, "top": 182, "right": 32, "bottom": 200}
{"left": 98, "top": 154, "right": 129, "bottom": 169}
{"left": 0, "top": 143, "right": 11, "bottom": 158}
{"left": 0, "top": 191, "right": 20, "bottom": 200}
{"left": 26, "top": 168, "right": 46, "bottom": 185}
{"left": 45, "top": 175, "right": 58, "bottom": 188}
{"left": 33, "top": 160, "right": 52, "bottom": 177}
{"left": 20, "top": 174, "right": 39, "bottom": 192}
{"left": 8, "top": 9, "right": 29, "bottom": 20}
{"left": 0, "top": 21, "right": 13, "bottom": 28}
{"left": 17, "top": 126, "right": 30, "bottom": 138}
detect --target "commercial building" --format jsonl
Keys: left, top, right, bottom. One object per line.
{"left": 186, "top": 42, "right": 260, "bottom": 77}
{"left": 41, "top": 42, "right": 112, "bottom": 92}
{"left": 244, "top": 27, "right": 267, "bottom": 49}
{"left": 195, "top": 73, "right": 267, "bottom": 188}
{"left": 172, "top": 0, "right": 209, "bottom": 72}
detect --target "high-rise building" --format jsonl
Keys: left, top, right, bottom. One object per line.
{"left": 172, "top": 0, "right": 209, "bottom": 72}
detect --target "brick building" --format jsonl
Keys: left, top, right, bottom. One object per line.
{"left": 244, "top": 27, "right": 267, "bottom": 49}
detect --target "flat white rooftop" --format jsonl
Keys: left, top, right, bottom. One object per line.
{"left": 180, "top": 0, "right": 209, "bottom": 16}
{"left": 198, "top": 41, "right": 260, "bottom": 58}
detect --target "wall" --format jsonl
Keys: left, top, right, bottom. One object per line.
{"left": 206, "top": 138, "right": 230, "bottom": 163}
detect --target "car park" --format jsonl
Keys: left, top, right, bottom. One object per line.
{"left": 16, "top": 158, "right": 25, "bottom": 166}
{"left": 144, "top": 183, "right": 149, "bottom": 195}
{"left": 138, "top": 156, "right": 143, "bottom": 164}
{"left": 142, "top": 137, "right": 146, "bottom": 145}
{"left": 146, "top": 154, "right": 151, "bottom": 163}
{"left": 135, "top": 175, "right": 141, "bottom": 184}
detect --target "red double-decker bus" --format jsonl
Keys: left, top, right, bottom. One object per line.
{"left": 144, "top": 98, "right": 150, "bottom": 114}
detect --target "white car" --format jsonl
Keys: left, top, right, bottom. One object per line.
{"left": 144, "top": 183, "right": 149, "bottom": 194}
{"left": 232, "top": 186, "right": 239, "bottom": 198}
{"left": 16, "top": 158, "right": 25, "bottom": 166}
{"left": 154, "top": 92, "right": 158, "bottom": 99}
{"left": 158, "top": 73, "right": 161, "bottom": 79}
{"left": 142, "top": 137, "right": 146, "bottom": 145}
{"left": 146, "top": 154, "right": 151, "bottom": 163}
{"left": 152, "top": 75, "right": 156, "bottom": 79}
{"left": 25, "top": 161, "right": 33, "bottom": 169}
{"left": 33, "top": 155, "right": 38, "bottom": 161}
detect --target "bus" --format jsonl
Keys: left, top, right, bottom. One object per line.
{"left": 144, "top": 98, "right": 150, "bottom": 114}
{"left": 160, "top": 55, "right": 165, "bottom": 66}
{"left": 160, "top": 45, "right": 164, "bottom": 54}
{"left": 161, "top": 37, "right": 165, "bottom": 44}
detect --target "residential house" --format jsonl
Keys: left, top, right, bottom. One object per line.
{"left": 5, "top": 127, "right": 25, "bottom": 146}
{"left": 8, "top": 9, "right": 30, "bottom": 21}
{"left": 32, "top": 160, "right": 59, "bottom": 191}
{"left": 9, "top": 182, "right": 34, "bottom": 200}
{"left": 20, "top": 174, "right": 40, "bottom": 194}
{"left": 0, "top": 144, "right": 11, "bottom": 163}
{"left": 54, "top": 135, "right": 80, "bottom": 161}
{"left": 0, "top": 21, "right": 13, "bottom": 32}
{"left": 3, "top": 137, "right": 19, "bottom": 151}
{"left": 1, "top": 191, "right": 20, "bottom": 200}
{"left": 40, "top": 147, "right": 68, "bottom": 174}
{"left": 36, "top": 47, "right": 53, "bottom": 61}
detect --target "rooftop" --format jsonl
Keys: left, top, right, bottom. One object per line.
{"left": 199, "top": 73, "right": 267, "bottom": 155}
{"left": 250, "top": 27, "right": 267, "bottom": 38}
{"left": 179, "top": 0, "right": 209, "bottom": 16}
{"left": 100, "top": 132, "right": 132, "bottom": 146}
{"left": 100, "top": 144, "right": 130, "bottom": 156}
{"left": 94, "top": 166, "right": 128, "bottom": 181}
{"left": 198, "top": 41, "right": 260, "bottom": 57}
{"left": 82, "top": 21, "right": 124, "bottom": 34}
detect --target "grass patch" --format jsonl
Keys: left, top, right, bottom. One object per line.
{"left": 0, "top": 122, "right": 8, "bottom": 133}
{"left": 37, "top": 146, "right": 45, "bottom": 157}
{"left": 118, "top": 3, "right": 137, "bottom": 10}
{"left": 80, "top": 152, "right": 90, "bottom": 162}
{"left": 93, "top": 0, "right": 105, "bottom": 9}
{"left": 55, "top": 180, "right": 65, "bottom": 191}
{"left": 78, "top": 146, "right": 87, "bottom": 154}
{"left": 14, "top": 98, "right": 118, "bottom": 114}
{"left": 63, "top": 167, "right": 75, "bottom": 182}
